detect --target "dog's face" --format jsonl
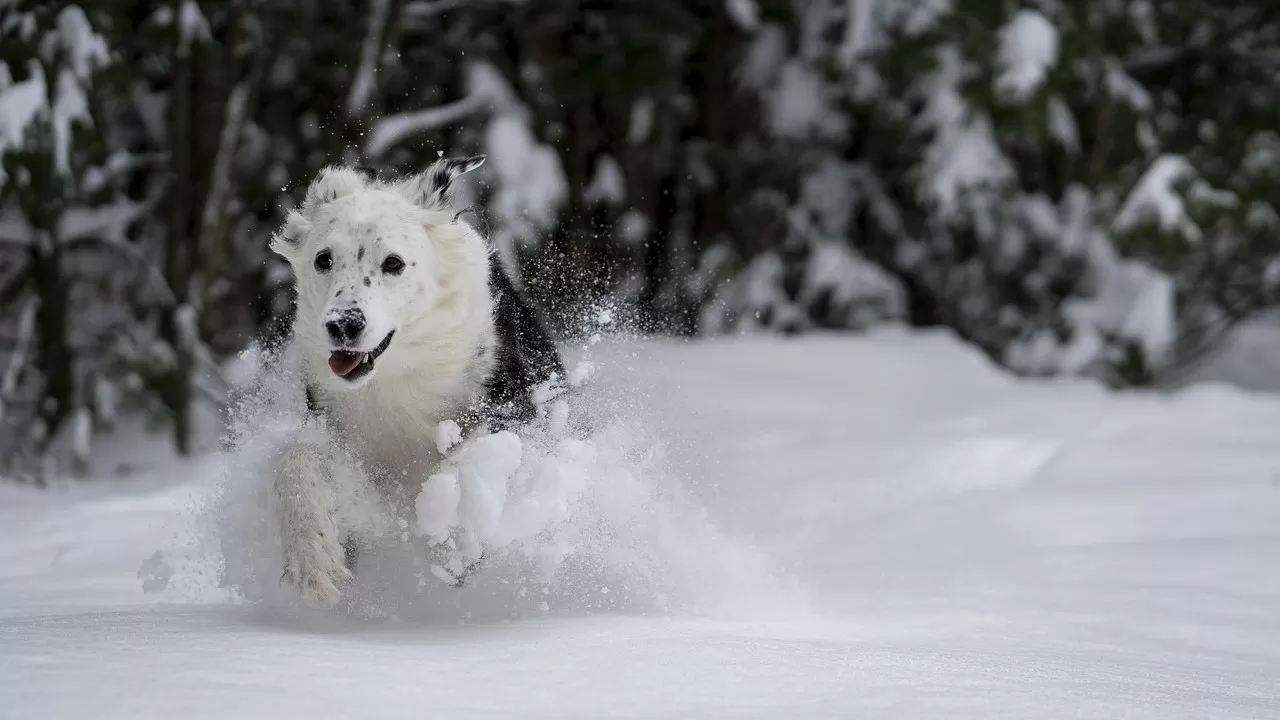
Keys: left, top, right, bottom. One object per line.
{"left": 271, "top": 157, "right": 485, "bottom": 388}
{"left": 294, "top": 193, "right": 430, "bottom": 385}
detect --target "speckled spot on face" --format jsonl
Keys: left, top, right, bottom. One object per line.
{"left": 363, "top": 277, "right": 371, "bottom": 287}
{"left": 357, "top": 247, "right": 365, "bottom": 261}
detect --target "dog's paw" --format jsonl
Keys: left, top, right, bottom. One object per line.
{"left": 280, "top": 531, "right": 352, "bottom": 609}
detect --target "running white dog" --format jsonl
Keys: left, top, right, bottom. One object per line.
{"left": 268, "top": 157, "right": 563, "bottom": 608}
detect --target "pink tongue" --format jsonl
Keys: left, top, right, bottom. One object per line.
{"left": 328, "top": 351, "right": 365, "bottom": 376}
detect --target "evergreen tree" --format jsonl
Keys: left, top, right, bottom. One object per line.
{"left": 2, "top": 0, "right": 1278, "bottom": 475}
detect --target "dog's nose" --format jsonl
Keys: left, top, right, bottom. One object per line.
{"left": 324, "top": 309, "right": 366, "bottom": 345}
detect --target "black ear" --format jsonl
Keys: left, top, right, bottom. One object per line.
{"left": 398, "top": 155, "right": 486, "bottom": 209}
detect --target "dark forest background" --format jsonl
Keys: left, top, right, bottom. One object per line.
{"left": 1, "top": 0, "right": 1278, "bottom": 478}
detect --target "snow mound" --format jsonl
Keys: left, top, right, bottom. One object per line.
{"left": 145, "top": 315, "right": 802, "bottom": 624}
{"left": 5, "top": 329, "right": 1280, "bottom": 717}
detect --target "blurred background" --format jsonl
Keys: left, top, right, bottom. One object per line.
{"left": 1, "top": 0, "right": 1278, "bottom": 479}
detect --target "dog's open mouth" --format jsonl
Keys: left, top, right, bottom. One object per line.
{"left": 328, "top": 331, "right": 394, "bottom": 381}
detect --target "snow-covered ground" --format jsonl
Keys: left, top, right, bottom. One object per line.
{"left": 3, "top": 328, "right": 1280, "bottom": 719}
{"left": 1191, "top": 316, "right": 1280, "bottom": 392}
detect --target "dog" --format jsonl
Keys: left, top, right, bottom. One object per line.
{"left": 267, "top": 156, "right": 564, "bottom": 608}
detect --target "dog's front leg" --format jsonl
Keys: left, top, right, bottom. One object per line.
{"left": 275, "top": 440, "right": 352, "bottom": 608}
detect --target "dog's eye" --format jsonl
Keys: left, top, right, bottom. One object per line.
{"left": 314, "top": 250, "right": 333, "bottom": 273}
{"left": 382, "top": 255, "right": 405, "bottom": 275}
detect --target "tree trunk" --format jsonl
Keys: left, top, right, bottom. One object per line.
{"left": 29, "top": 232, "right": 73, "bottom": 465}
{"left": 163, "top": 34, "right": 197, "bottom": 456}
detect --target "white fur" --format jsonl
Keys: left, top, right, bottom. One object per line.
{"left": 268, "top": 160, "right": 495, "bottom": 607}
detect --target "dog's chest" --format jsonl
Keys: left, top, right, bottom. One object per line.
{"left": 324, "top": 375, "right": 477, "bottom": 488}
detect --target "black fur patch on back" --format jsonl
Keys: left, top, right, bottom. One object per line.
{"left": 477, "top": 255, "right": 564, "bottom": 428}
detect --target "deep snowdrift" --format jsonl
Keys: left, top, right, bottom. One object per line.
{"left": 3, "top": 328, "right": 1280, "bottom": 719}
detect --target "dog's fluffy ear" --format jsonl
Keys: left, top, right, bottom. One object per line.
{"left": 269, "top": 209, "right": 308, "bottom": 258}
{"left": 396, "top": 155, "right": 486, "bottom": 209}
{"left": 302, "top": 165, "right": 370, "bottom": 212}
{"left": 271, "top": 165, "right": 371, "bottom": 259}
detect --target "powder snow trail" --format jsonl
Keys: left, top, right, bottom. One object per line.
{"left": 2, "top": 331, "right": 1280, "bottom": 719}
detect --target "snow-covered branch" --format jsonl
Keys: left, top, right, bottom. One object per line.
{"left": 197, "top": 74, "right": 255, "bottom": 267}
{"left": 365, "top": 93, "right": 488, "bottom": 157}
{"left": 837, "top": 0, "right": 875, "bottom": 66}
{"left": 346, "top": 0, "right": 394, "bottom": 118}
{"left": 56, "top": 199, "right": 146, "bottom": 244}
{"left": 174, "top": 302, "right": 232, "bottom": 407}
{"left": 401, "top": 0, "right": 521, "bottom": 20}
{"left": 724, "top": 0, "right": 761, "bottom": 32}
{"left": 81, "top": 152, "right": 168, "bottom": 194}
{"left": 57, "top": 197, "right": 178, "bottom": 309}
{"left": 176, "top": 0, "right": 212, "bottom": 57}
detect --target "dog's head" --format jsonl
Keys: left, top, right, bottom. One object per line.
{"left": 270, "top": 155, "right": 488, "bottom": 388}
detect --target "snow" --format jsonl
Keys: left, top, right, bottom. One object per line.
{"left": 0, "top": 6, "right": 108, "bottom": 182}
{"left": 401, "top": 0, "right": 471, "bottom": 21}
{"left": 1103, "top": 59, "right": 1151, "bottom": 111}
{"left": 1243, "top": 131, "right": 1280, "bottom": 176}
{"left": 58, "top": 199, "right": 145, "bottom": 243}
{"left": 1191, "top": 315, "right": 1280, "bottom": 391}
{"left": 364, "top": 95, "right": 486, "bottom": 158}
{"left": 4, "top": 331, "right": 1280, "bottom": 717}
{"left": 994, "top": 10, "right": 1059, "bottom": 101}
{"left": 915, "top": 46, "right": 1013, "bottom": 218}
{"left": 837, "top": 0, "right": 877, "bottom": 66}
{"left": 416, "top": 469, "right": 461, "bottom": 545}
{"left": 736, "top": 23, "right": 785, "bottom": 91}
{"left": 998, "top": 185, "right": 1178, "bottom": 374}
{"left": 54, "top": 6, "right": 110, "bottom": 79}
{"left": 345, "top": 0, "right": 391, "bottom": 117}
{"left": 766, "top": 60, "right": 843, "bottom": 140}
{"left": 723, "top": 0, "right": 760, "bottom": 33}
{"left": 582, "top": 154, "right": 626, "bottom": 206}
{"left": 484, "top": 114, "right": 568, "bottom": 243}
{"left": 1047, "top": 95, "right": 1079, "bottom": 152}
{"left": 0, "top": 61, "right": 49, "bottom": 176}
{"left": 881, "top": 0, "right": 951, "bottom": 37}
{"left": 365, "top": 61, "right": 510, "bottom": 157}
{"left": 1113, "top": 154, "right": 1200, "bottom": 240}
{"left": 70, "top": 407, "right": 91, "bottom": 470}
{"left": 93, "top": 375, "right": 119, "bottom": 426}
{"left": 801, "top": 241, "right": 906, "bottom": 326}
{"left": 615, "top": 208, "right": 649, "bottom": 244}
{"left": 200, "top": 75, "right": 253, "bottom": 240}
{"left": 434, "top": 419, "right": 463, "bottom": 455}
{"left": 701, "top": 251, "right": 798, "bottom": 333}
{"left": 426, "top": 430, "right": 523, "bottom": 557}
{"left": 1066, "top": 255, "right": 1177, "bottom": 369}
{"left": 627, "top": 97, "right": 653, "bottom": 144}
{"left": 176, "top": 0, "right": 211, "bottom": 52}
